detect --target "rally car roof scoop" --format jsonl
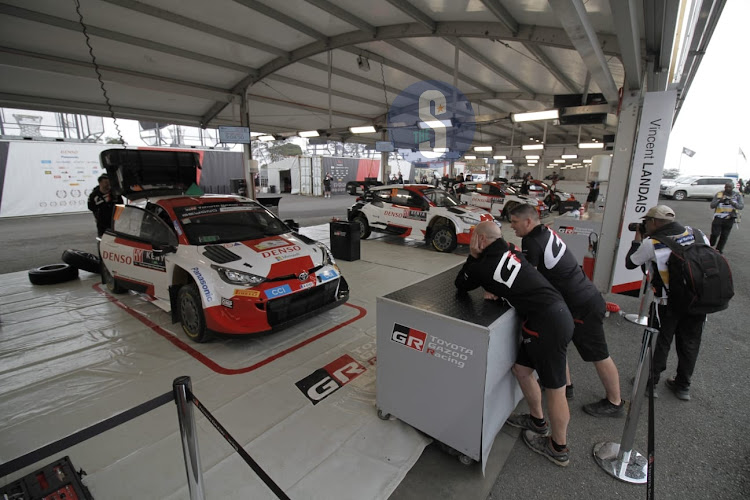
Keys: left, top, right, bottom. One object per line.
{"left": 100, "top": 149, "right": 201, "bottom": 200}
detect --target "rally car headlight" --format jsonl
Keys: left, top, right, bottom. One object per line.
{"left": 211, "top": 265, "right": 265, "bottom": 286}
{"left": 317, "top": 242, "right": 336, "bottom": 265}
{"left": 458, "top": 215, "right": 480, "bottom": 225}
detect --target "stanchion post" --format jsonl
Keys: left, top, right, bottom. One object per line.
{"left": 173, "top": 376, "right": 206, "bottom": 500}
{"left": 593, "top": 272, "right": 657, "bottom": 483}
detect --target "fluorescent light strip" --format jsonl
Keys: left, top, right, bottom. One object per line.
{"left": 493, "top": 155, "right": 506, "bottom": 160}
{"left": 350, "top": 125, "right": 376, "bottom": 134}
{"left": 583, "top": 159, "right": 593, "bottom": 163}
{"left": 502, "top": 159, "right": 513, "bottom": 163}
{"left": 298, "top": 130, "right": 319, "bottom": 138}
{"left": 525, "top": 155, "right": 540, "bottom": 160}
{"left": 579, "top": 142, "right": 604, "bottom": 149}
{"left": 561, "top": 154, "right": 578, "bottom": 159}
{"left": 474, "top": 146, "right": 493, "bottom": 152}
{"left": 554, "top": 159, "right": 565, "bottom": 163}
{"left": 527, "top": 160, "right": 538, "bottom": 164}
{"left": 464, "top": 155, "right": 477, "bottom": 160}
{"left": 258, "top": 135, "right": 276, "bottom": 142}
{"left": 512, "top": 109, "right": 559, "bottom": 122}
{"left": 433, "top": 148, "right": 449, "bottom": 153}
{"left": 418, "top": 119, "right": 452, "bottom": 129}
{"left": 522, "top": 144, "right": 544, "bottom": 151}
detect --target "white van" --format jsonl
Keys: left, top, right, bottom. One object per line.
{"left": 660, "top": 176, "right": 735, "bottom": 201}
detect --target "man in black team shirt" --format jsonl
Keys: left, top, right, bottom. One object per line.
{"left": 509, "top": 204, "right": 624, "bottom": 417}
{"left": 455, "top": 221, "right": 574, "bottom": 467}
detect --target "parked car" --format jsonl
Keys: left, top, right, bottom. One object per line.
{"left": 98, "top": 149, "right": 349, "bottom": 342}
{"left": 347, "top": 184, "right": 495, "bottom": 252}
{"left": 659, "top": 175, "right": 736, "bottom": 200}
{"left": 455, "top": 181, "right": 549, "bottom": 220}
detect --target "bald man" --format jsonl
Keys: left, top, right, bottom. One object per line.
{"left": 455, "top": 221, "right": 575, "bottom": 467}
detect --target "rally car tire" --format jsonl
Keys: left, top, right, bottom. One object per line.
{"left": 62, "top": 248, "right": 101, "bottom": 274}
{"left": 354, "top": 214, "right": 371, "bottom": 239}
{"left": 28, "top": 263, "right": 79, "bottom": 285}
{"left": 431, "top": 224, "right": 457, "bottom": 253}
{"left": 179, "top": 284, "right": 210, "bottom": 343}
{"left": 101, "top": 263, "right": 126, "bottom": 294}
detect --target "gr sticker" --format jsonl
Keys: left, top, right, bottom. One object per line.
{"left": 265, "top": 284, "right": 292, "bottom": 298}
{"left": 192, "top": 267, "right": 213, "bottom": 302}
{"left": 391, "top": 323, "right": 427, "bottom": 351}
{"left": 295, "top": 354, "right": 366, "bottom": 405}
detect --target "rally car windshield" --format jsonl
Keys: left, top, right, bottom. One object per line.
{"left": 175, "top": 203, "right": 289, "bottom": 245}
{"left": 423, "top": 189, "right": 461, "bottom": 207}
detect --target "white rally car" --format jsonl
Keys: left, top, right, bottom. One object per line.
{"left": 347, "top": 184, "right": 495, "bottom": 253}
{"left": 98, "top": 149, "right": 348, "bottom": 342}
{"left": 454, "top": 181, "right": 549, "bottom": 221}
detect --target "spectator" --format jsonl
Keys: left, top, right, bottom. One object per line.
{"left": 87, "top": 174, "right": 123, "bottom": 237}
{"left": 709, "top": 182, "right": 743, "bottom": 253}
{"left": 584, "top": 180, "right": 600, "bottom": 212}
{"left": 323, "top": 173, "right": 332, "bottom": 198}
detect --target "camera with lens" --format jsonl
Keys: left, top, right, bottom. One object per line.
{"left": 628, "top": 222, "right": 646, "bottom": 233}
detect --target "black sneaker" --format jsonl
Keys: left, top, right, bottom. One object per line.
{"left": 506, "top": 413, "right": 550, "bottom": 435}
{"left": 582, "top": 398, "right": 626, "bottom": 418}
{"left": 566, "top": 384, "right": 575, "bottom": 400}
{"left": 522, "top": 431, "right": 569, "bottom": 467}
{"left": 665, "top": 378, "right": 691, "bottom": 401}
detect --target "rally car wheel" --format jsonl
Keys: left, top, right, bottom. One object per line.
{"left": 28, "top": 263, "right": 79, "bottom": 285}
{"left": 179, "top": 284, "right": 210, "bottom": 343}
{"left": 101, "top": 263, "right": 126, "bottom": 294}
{"left": 62, "top": 248, "right": 101, "bottom": 274}
{"left": 354, "top": 214, "right": 371, "bottom": 239}
{"left": 431, "top": 224, "right": 457, "bottom": 253}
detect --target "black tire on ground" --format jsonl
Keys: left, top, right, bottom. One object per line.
{"left": 431, "top": 224, "right": 458, "bottom": 253}
{"left": 62, "top": 248, "right": 101, "bottom": 274}
{"left": 28, "top": 263, "right": 79, "bottom": 285}
{"left": 178, "top": 283, "right": 210, "bottom": 343}
{"left": 354, "top": 214, "right": 371, "bottom": 239}
{"left": 673, "top": 190, "right": 687, "bottom": 201}
{"left": 101, "top": 262, "right": 126, "bottom": 294}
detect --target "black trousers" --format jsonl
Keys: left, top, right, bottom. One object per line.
{"left": 650, "top": 303, "right": 706, "bottom": 389}
{"left": 709, "top": 217, "right": 734, "bottom": 253}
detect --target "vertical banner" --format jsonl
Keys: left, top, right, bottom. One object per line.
{"left": 611, "top": 90, "right": 677, "bottom": 293}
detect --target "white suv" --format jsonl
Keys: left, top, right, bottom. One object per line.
{"left": 660, "top": 176, "right": 735, "bottom": 201}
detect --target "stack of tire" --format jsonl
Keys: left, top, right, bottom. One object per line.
{"left": 28, "top": 249, "right": 101, "bottom": 285}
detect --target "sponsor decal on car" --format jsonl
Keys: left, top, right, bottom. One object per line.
{"left": 391, "top": 323, "right": 472, "bottom": 369}
{"left": 264, "top": 284, "right": 292, "bottom": 299}
{"left": 252, "top": 239, "right": 290, "bottom": 251}
{"left": 102, "top": 251, "right": 132, "bottom": 265}
{"left": 261, "top": 245, "right": 302, "bottom": 259}
{"left": 295, "top": 354, "right": 366, "bottom": 405}
{"left": 221, "top": 297, "right": 233, "bottom": 309}
{"left": 407, "top": 209, "right": 427, "bottom": 221}
{"left": 300, "top": 281, "right": 314, "bottom": 290}
{"left": 558, "top": 226, "right": 593, "bottom": 236}
{"left": 191, "top": 267, "right": 213, "bottom": 302}
{"left": 317, "top": 269, "right": 339, "bottom": 283}
{"left": 133, "top": 248, "right": 166, "bottom": 272}
{"left": 383, "top": 209, "right": 406, "bottom": 218}
{"left": 234, "top": 289, "right": 261, "bottom": 298}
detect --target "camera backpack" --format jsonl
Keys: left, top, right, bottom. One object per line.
{"left": 658, "top": 227, "right": 733, "bottom": 314}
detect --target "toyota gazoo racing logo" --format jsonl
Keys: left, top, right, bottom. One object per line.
{"left": 392, "top": 323, "right": 472, "bottom": 369}
{"left": 388, "top": 80, "right": 476, "bottom": 163}
{"left": 191, "top": 267, "right": 213, "bottom": 303}
{"left": 391, "top": 323, "right": 426, "bottom": 351}
{"left": 295, "top": 354, "right": 366, "bottom": 405}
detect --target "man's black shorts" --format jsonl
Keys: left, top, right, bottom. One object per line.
{"left": 516, "top": 302, "right": 574, "bottom": 389}
{"left": 570, "top": 293, "right": 609, "bottom": 362}
{"left": 586, "top": 189, "right": 599, "bottom": 203}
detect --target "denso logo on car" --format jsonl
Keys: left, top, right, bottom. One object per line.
{"left": 264, "top": 284, "right": 292, "bottom": 298}
{"left": 261, "top": 245, "right": 301, "bottom": 258}
{"left": 191, "top": 267, "right": 213, "bottom": 302}
{"left": 102, "top": 251, "right": 132, "bottom": 265}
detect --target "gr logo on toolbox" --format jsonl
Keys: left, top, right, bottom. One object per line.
{"left": 392, "top": 323, "right": 473, "bottom": 369}
{"left": 295, "top": 354, "right": 365, "bottom": 405}
{"left": 191, "top": 267, "right": 213, "bottom": 302}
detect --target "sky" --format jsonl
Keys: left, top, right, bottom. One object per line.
{"left": 98, "top": 0, "right": 749, "bottom": 178}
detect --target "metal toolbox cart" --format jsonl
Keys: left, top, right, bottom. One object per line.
{"left": 376, "top": 265, "right": 523, "bottom": 467}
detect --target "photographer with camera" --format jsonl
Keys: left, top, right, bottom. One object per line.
{"left": 709, "top": 182, "right": 743, "bottom": 253}
{"left": 625, "top": 205, "right": 709, "bottom": 401}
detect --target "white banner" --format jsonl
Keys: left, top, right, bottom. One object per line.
{"left": 611, "top": 91, "right": 677, "bottom": 293}
{"left": 0, "top": 142, "right": 109, "bottom": 218}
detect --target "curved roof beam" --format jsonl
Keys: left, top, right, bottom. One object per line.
{"left": 607, "top": 0, "right": 642, "bottom": 91}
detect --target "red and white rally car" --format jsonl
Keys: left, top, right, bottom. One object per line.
{"left": 454, "top": 181, "right": 549, "bottom": 221}
{"left": 347, "top": 184, "right": 495, "bottom": 252}
{"left": 98, "top": 149, "right": 348, "bottom": 342}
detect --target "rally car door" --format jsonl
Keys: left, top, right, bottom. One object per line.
{"left": 388, "top": 189, "right": 429, "bottom": 235}
{"left": 101, "top": 205, "right": 178, "bottom": 300}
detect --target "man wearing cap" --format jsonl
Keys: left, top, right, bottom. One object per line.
{"left": 87, "top": 174, "right": 123, "bottom": 237}
{"left": 625, "top": 205, "right": 709, "bottom": 401}
{"left": 709, "top": 182, "right": 744, "bottom": 253}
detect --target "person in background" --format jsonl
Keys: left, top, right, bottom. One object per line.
{"left": 397, "top": 172, "right": 404, "bottom": 184}
{"left": 455, "top": 172, "right": 465, "bottom": 184}
{"left": 584, "top": 180, "right": 600, "bottom": 212}
{"left": 520, "top": 175, "right": 530, "bottom": 195}
{"left": 323, "top": 173, "right": 332, "bottom": 198}
{"left": 738, "top": 178, "right": 744, "bottom": 194}
{"left": 455, "top": 221, "right": 574, "bottom": 467}
{"left": 510, "top": 204, "right": 624, "bottom": 417}
{"left": 625, "top": 205, "right": 708, "bottom": 401}
{"left": 550, "top": 171, "right": 560, "bottom": 189}
{"left": 709, "top": 182, "right": 743, "bottom": 253}
{"left": 88, "top": 174, "right": 123, "bottom": 237}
